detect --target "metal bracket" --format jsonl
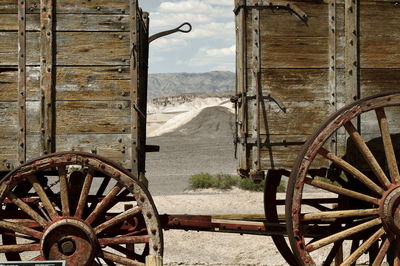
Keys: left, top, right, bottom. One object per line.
{"left": 246, "top": 94, "right": 287, "bottom": 113}
{"left": 149, "top": 22, "right": 192, "bottom": 43}
{"left": 234, "top": 0, "right": 308, "bottom": 22}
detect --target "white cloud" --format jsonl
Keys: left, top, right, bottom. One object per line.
{"left": 190, "top": 45, "right": 235, "bottom": 71}
{"left": 150, "top": 37, "right": 188, "bottom": 51}
{"left": 187, "top": 21, "right": 235, "bottom": 40}
{"left": 149, "top": 56, "right": 165, "bottom": 64}
{"left": 205, "top": 0, "right": 234, "bottom": 6}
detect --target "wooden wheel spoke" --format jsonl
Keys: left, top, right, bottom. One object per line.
{"left": 75, "top": 169, "right": 94, "bottom": 219}
{"left": 322, "top": 240, "right": 343, "bottom": 266}
{"left": 101, "top": 250, "right": 145, "bottom": 266}
{"left": 28, "top": 175, "right": 58, "bottom": 219}
{"left": 341, "top": 227, "right": 385, "bottom": 265}
{"left": 305, "top": 218, "right": 381, "bottom": 252}
{"left": 86, "top": 183, "right": 124, "bottom": 225}
{"left": 304, "top": 178, "right": 379, "bottom": 204}
{"left": 376, "top": 108, "right": 400, "bottom": 184}
{"left": 371, "top": 237, "right": 390, "bottom": 266}
{"left": 58, "top": 166, "right": 70, "bottom": 216}
{"left": 0, "top": 221, "right": 43, "bottom": 240}
{"left": 318, "top": 148, "right": 384, "bottom": 195}
{"left": 0, "top": 243, "right": 40, "bottom": 253}
{"left": 7, "top": 192, "right": 48, "bottom": 227}
{"left": 344, "top": 121, "right": 391, "bottom": 188}
{"left": 301, "top": 208, "right": 379, "bottom": 222}
{"left": 99, "top": 235, "right": 150, "bottom": 246}
{"left": 94, "top": 206, "right": 142, "bottom": 235}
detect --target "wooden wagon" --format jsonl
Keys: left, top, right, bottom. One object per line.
{"left": 233, "top": 0, "right": 400, "bottom": 264}
{"left": 0, "top": 0, "right": 190, "bottom": 264}
{"left": 1, "top": 0, "right": 400, "bottom": 265}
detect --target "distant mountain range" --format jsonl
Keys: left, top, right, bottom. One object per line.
{"left": 148, "top": 71, "right": 235, "bottom": 99}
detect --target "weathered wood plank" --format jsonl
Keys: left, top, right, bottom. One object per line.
{"left": 0, "top": 133, "right": 18, "bottom": 172}
{"left": 360, "top": 1, "right": 400, "bottom": 37}
{"left": 0, "top": 0, "right": 129, "bottom": 14}
{"left": 56, "top": 101, "right": 131, "bottom": 134}
{"left": 56, "top": 134, "right": 130, "bottom": 167}
{"left": 247, "top": 37, "right": 329, "bottom": 68}
{"left": 0, "top": 102, "right": 18, "bottom": 134}
{"left": 23, "top": 101, "right": 132, "bottom": 134}
{"left": 257, "top": 1, "right": 329, "bottom": 37}
{"left": 0, "top": 32, "right": 130, "bottom": 66}
{"left": 0, "top": 14, "right": 129, "bottom": 31}
{"left": 0, "top": 66, "right": 130, "bottom": 101}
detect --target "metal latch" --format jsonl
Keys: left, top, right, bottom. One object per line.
{"left": 149, "top": 22, "right": 192, "bottom": 43}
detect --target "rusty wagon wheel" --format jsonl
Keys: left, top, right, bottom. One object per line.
{"left": 0, "top": 152, "right": 162, "bottom": 265}
{"left": 264, "top": 170, "right": 298, "bottom": 265}
{"left": 286, "top": 92, "right": 400, "bottom": 265}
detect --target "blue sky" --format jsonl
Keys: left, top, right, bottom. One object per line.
{"left": 140, "top": 0, "right": 235, "bottom": 74}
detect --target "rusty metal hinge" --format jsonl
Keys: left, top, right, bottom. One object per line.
{"left": 235, "top": 0, "right": 308, "bottom": 22}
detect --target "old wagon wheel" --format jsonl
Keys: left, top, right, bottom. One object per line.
{"left": 0, "top": 152, "right": 162, "bottom": 265}
{"left": 264, "top": 170, "right": 298, "bottom": 265}
{"left": 286, "top": 92, "right": 400, "bottom": 265}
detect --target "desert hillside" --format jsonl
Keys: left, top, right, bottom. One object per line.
{"left": 145, "top": 94, "right": 237, "bottom": 196}
{"left": 148, "top": 71, "right": 235, "bottom": 99}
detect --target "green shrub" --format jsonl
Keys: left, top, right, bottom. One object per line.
{"left": 214, "top": 174, "right": 239, "bottom": 189}
{"left": 189, "top": 173, "right": 286, "bottom": 192}
{"left": 238, "top": 178, "right": 265, "bottom": 192}
{"left": 189, "top": 173, "right": 216, "bottom": 189}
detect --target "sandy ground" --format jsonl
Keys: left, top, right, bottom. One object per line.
{"left": 154, "top": 190, "right": 287, "bottom": 266}
{"left": 152, "top": 190, "right": 379, "bottom": 266}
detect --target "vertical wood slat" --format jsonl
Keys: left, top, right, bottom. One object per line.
{"left": 18, "top": 0, "right": 27, "bottom": 164}
{"left": 345, "top": 0, "right": 360, "bottom": 106}
{"left": 235, "top": 0, "right": 248, "bottom": 174}
{"left": 251, "top": 7, "right": 261, "bottom": 172}
{"left": 40, "top": 0, "right": 55, "bottom": 155}
{"left": 130, "top": 0, "right": 139, "bottom": 176}
{"left": 138, "top": 11, "right": 150, "bottom": 186}
{"left": 328, "top": 0, "right": 338, "bottom": 154}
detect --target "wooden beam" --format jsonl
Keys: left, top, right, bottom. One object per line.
{"left": 130, "top": 0, "right": 139, "bottom": 176}
{"left": 40, "top": 0, "right": 55, "bottom": 155}
{"left": 251, "top": 7, "right": 262, "bottom": 172}
{"left": 235, "top": 0, "right": 249, "bottom": 174}
{"left": 345, "top": 0, "right": 360, "bottom": 105}
{"left": 18, "top": 0, "right": 27, "bottom": 164}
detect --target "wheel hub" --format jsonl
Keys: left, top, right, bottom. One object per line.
{"left": 381, "top": 186, "right": 400, "bottom": 238}
{"left": 42, "top": 218, "right": 98, "bottom": 266}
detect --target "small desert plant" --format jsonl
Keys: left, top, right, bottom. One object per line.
{"left": 189, "top": 173, "right": 216, "bottom": 189}
{"left": 214, "top": 174, "right": 239, "bottom": 189}
{"left": 189, "top": 173, "right": 285, "bottom": 192}
{"left": 238, "top": 178, "right": 265, "bottom": 192}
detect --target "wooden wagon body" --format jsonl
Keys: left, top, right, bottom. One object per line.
{"left": 0, "top": 0, "right": 150, "bottom": 179}
{"left": 234, "top": 0, "right": 400, "bottom": 179}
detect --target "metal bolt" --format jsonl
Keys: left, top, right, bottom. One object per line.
{"left": 114, "top": 172, "right": 121, "bottom": 177}
{"left": 118, "top": 68, "right": 123, "bottom": 73}
{"left": 146, "top": 212, "right": 152, "bottom": 218}
{"left": 151, "top": 228, "right": 157, "bottom": 235}
{"left": 118, "top": 35, "right": 123, "bottom": 40}
{"left": 153, "top": 245, "right": 158, "bottom": 251}
{"left": 140, "top": 196, "right": 145, "bottom": 202}
{"left": 66, "top": 156, "right": 72, "bottom": 161}
{"left": 96, "top": 6, "right": 101, "bottom": 10}
{"left": 121, "top": 26, "right": 125, "bottom": 30}
{"left": 100, "top": 163, "right": 106, "bottom": 169}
